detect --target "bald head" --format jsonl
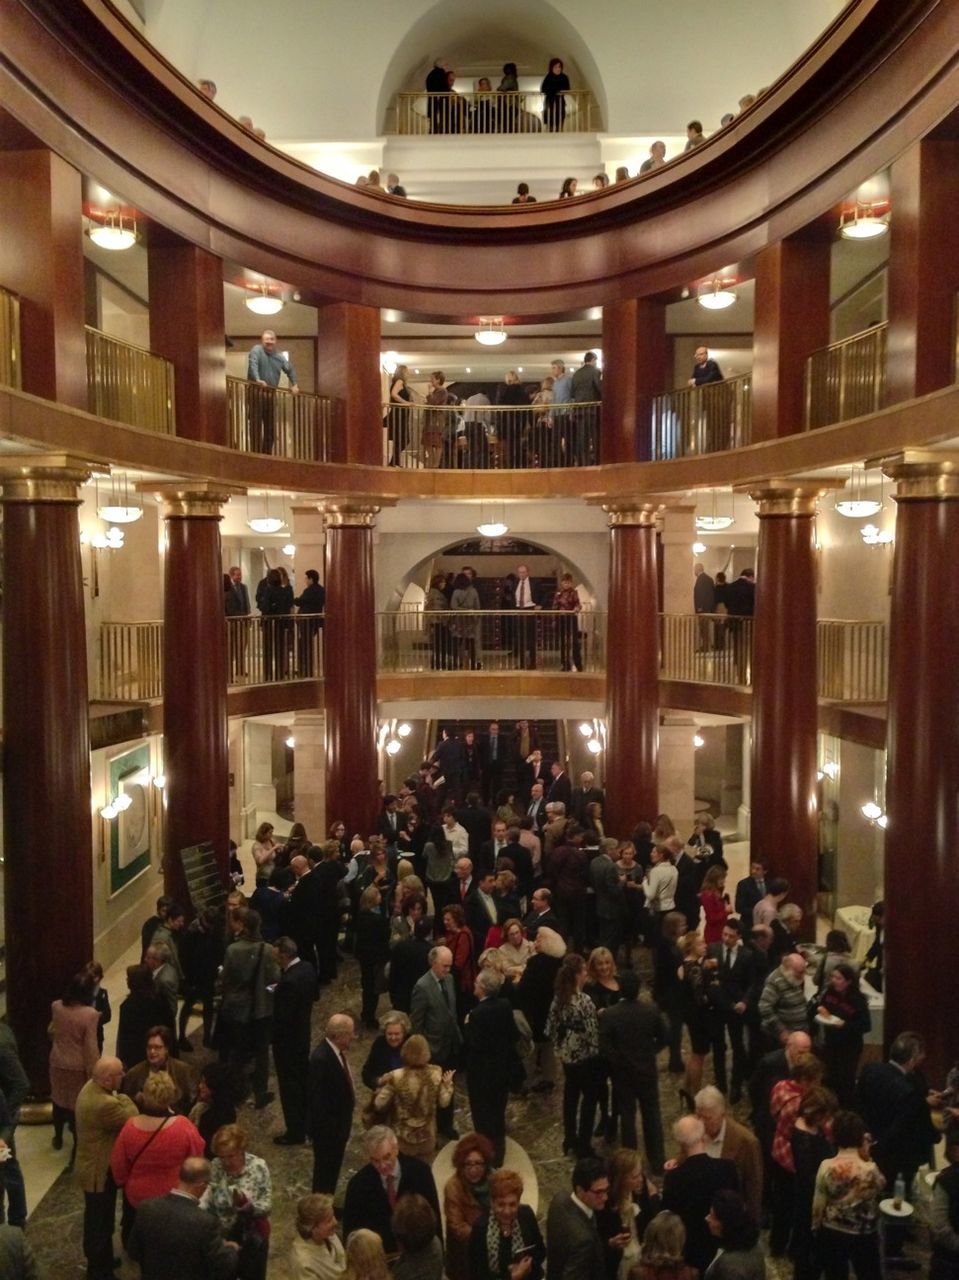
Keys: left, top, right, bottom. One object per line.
{"left": 178, "top": 1157, "right": 213, "bottom": 1198}
{"left": 93, "top": 1056, "right": 124, "bottom": 1090}
{"left": 326, "top": 1013, "right": 355, "bottom": 1048}
{"left": 785, "top": 1030, "right": 813, "bottom": 1064}
{"left": 673, "top": 1115, "right": 706, "bottom": 1153}
{"left": 783, "top": 953, "right": 807, "bottom": 980}
{"left": 290, "top": 855, "right": 309, "bottom": 877}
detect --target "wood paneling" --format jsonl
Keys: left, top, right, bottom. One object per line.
{"left": 315, "top": 303, "right": 382, "bottom": 467}
{"left": 602, "top": 299, "right": 667, "bottom": 464}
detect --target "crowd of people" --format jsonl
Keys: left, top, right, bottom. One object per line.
{"left": 1, "top": 721, "right": 953, "bottom": 1279}
{"left": 386, "top": 356, "right": 601, "bottom": 470}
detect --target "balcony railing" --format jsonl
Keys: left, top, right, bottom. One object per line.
{"left": 817, "top": 620, "right": 888, "bottom": 702}
{"left": 385, "top": 402, "right": 601, "bottom": 469}
{"left": 0, "top": 286, "right": 21, "bottom": 389}
{"left": 227, "top": 377, "right": 335, "bottom": 461}
{"left": 85, "top": 326, "right": 175, "bottom": 434}
{"left": 99, "top": 622, "right": 164, "bottom": 701}
{"left": 377, "top": 609, "right": 606, "bottom": 672}
{"left": 651, "top": 375, "right": 752, "bottom": 460}
{"left": 805, "top": 323, "right": 887, "bottom": 430}
{"left": 660, "top": 613, "right": 754, "bottom": 687}
{"left": 97, "top": 616, "right": 324, "bottom": 699}
{"left": 391, "top": 90, "right": 599, "bottom": 136}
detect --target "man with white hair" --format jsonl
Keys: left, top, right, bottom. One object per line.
{"left": 570, "top": 771, "right": 604, "bottom": 826}
{"left": 75, "top": 1057, "right": 138, "bottom": 1280}
{"left": 342, "top": 1125, "right": 440, "bottom": 1253}
{"left": 662, "top": 1115, "right": 739, "bottom": 1273}
{"left": 307, "top": 1013, "right": 356, "bottom": 1194}
{"left": 411, "top": 946, "right": 462, "bottom": 1140}
{"left": 748, "top": 1029, "right": 813, "bottom": 1156}
{"left": 694, "top": 1085, "right": 763, "bottom": 1221}
{"left": 465, "top": 968, "right": 519, "bottom": 1163}
{"left": 759, "top": 952, "right": 808, "bottom": 1046}
{"left": 769, "top": 902, "right": 803, "bottom": 963}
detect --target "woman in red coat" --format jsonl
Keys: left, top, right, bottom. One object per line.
{"left": 699, "top": 865, "right": 731, "bottom": 945}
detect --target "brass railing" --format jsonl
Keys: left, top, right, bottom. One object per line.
{"left": 98, "top": 616, "right": 324, "bottom": 698}
{"left": 85, "top": 327, "right": 175, "bottom": 434}
{"left": 227, "top": 377, "right": 334, "bottom": 461}
{"left": 99, "top": 622, "right": 164, "bottom": 701}
{"left": 0, "top": 286, "right": 21, "bottom": 388}
{"left": 805, "top": 324, "right": 887, "bottom": 430}
{"left": 660, "top": 613, "right": 754, "bottom": 687}
{"left": 651, "top": 375, "right": 752, "bottom": 459}
{"left": 226, "top": 615, "right": 324, "bottom": 684}
{"left": 377, "top": 609, "right": 606, "bottom": 673}
{"left": 385, "top": 401, "right": 601, "bottom": 469}
{"left": 392, "top": 89, "right": 598, "bottom": 136}
{"left": 817, "top": 620, "right": 887, "bottom": 702}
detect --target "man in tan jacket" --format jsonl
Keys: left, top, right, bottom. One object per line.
{"left": 694, "top": 1085, "right": 763, "bottom": 1223}
{"left": 75, "top": 1057, "right": 137, "bottom": 1280}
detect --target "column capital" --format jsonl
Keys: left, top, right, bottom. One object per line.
{"left": 138, "top": 480, "right": 245, "bottom": 519}
{"left": 866, "top": 450, "right": 959, "bottom": 501}
{"left": 738, "top": 477, "right": 846, "bottom": 517}
{"left": 600, "top": 499, "right": 662, "bottom": 528}
{"left": 0, "top": 452, "right": 107, "bottom": 503}
{"left": 321, "top": 499, "right": 385, "bottom": 528}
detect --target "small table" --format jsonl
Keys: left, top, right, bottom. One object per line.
{"left": 879, "top": 1199, "right": 919, "bottom": 1277}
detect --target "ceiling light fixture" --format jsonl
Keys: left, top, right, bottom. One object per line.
{"left": 839, "top": 201, "right": 889, "bottom": 241}
{"left": 87, "top": 211, "right": 139, "bottom": 251}
{"left": 245, "top": 284, "right": 284, "bottom": 315}
{"left": 246, "top": 492, "right": 287, "bottom": 535}
{"left": 696, "top": 490, "right": 735, "bottom": 533}
{"left": 97, "top": 472, "right": 143, "bottom": 524}
{"left": 474, "top": 318, "right": 507, "bottom": 346}
{"left": 836, "top": 464, "right": 882, "bottom": 518}
{"left": 476, "top": 501, "right": 509, "bottom": 539}
{"left": 697, "top": 278, "right": 737, "bottom": 310}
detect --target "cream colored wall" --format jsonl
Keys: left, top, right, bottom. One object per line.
{"left": 817, "top": 500, "right": 893, "bottom": 623}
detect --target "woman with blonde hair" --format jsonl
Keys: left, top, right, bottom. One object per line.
{"left": 373, "top": 1033, "right": 454, "bottom": 1158}
{"left": 343, "top": 1228, "right": 390, "bottom": 1280}
{"left": 598, "top": 1148, "right": 658, "bottom": 1279}
{"left": 290, "top": 1193, "right": 345, "bottom": 1279}
{"left": 252, "top": 821, "right": 277, "bottom": 876}
{"left": 631, "top": 1210, "right": 696, "bottom": 1280}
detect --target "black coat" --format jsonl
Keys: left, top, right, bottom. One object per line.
{"left": 116, "top": 991, "right": 170, "bottom": 1069}
{"left": 307, "top": 1040, "right": 355, "bottom": 1143}
{"left": 361, "top": 1034, "right": 405, "bottom": 1090}
{"left": 598, "top": 997, "right": 667, "bottom": 1080}
{"left": 465, "top": 995, "right": 520, "bottom": 1085}
{"left": 342, "top": 1155, "right": 440, "bottom": 1254}
{"left": 388, "top": 937, "right": 432, "bottom": 1013}
{"left": 354, "top": 909, "right": 390, "bottom": 968}
{"left": 516, "top": 953, "right": 563, "bottom": 1040}
{"left": 127, "top": 1192, "right": 238, "bottom": 1280}
{"left": 273, "top": 959, "right": 316, "bottom": 1051}
{"left": 673, "top": 852, "right": 700, "bottom": 930}
{"left": 662, "top": 1153, "right": 739, "bottom": 1273}
{"left": 858, "top": 1061, "right": 938, "bottom": 1179}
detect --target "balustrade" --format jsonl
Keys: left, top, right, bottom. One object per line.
{"left": 391, "top": 89, "right": 598, "bottom": 136}
{"left": 377, "top": 609, "right": 606, "bottom": 672}
{"left": 227, "top": 377, "right": 334, "bottom": 461}
{"left": 650, "top": 375, "right": 752, "bottom": 460}
{"left": 0, "top": 286, "right": 21, "bottom": 389}
{"left": 385, "top": 401, "right": 600, "bottom": 469}
{"left": 85, "top": 327, "right": 175, "bottom": 434}
{"left": 805, "top": 324, "right": 887, "bottom": 429}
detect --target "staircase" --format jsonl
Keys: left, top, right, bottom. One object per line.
{"left": 433, "top": 717, "right": 561, "bottom": 800}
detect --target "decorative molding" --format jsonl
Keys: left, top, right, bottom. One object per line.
{"left": 868, "top": 449, "right": 959, "bottom": 502}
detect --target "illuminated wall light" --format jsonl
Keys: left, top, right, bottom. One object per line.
{"left": 112, "top": 792, "right": 133, "bottom": 812}
{"left": 99, "top": 803, "right": 118, "bottom": 821}
{"left": 860, "top": 801, "right": 882, "bottom": 820}
{"left": 286, "top": 736, "right": 296, "bottom": 749}
{"left": 822, "top": 761, "right": 839, "bottom": 780}
{"left": 692, "top": 542, "right": 707, "bottom": 555}
{"left": 586, "top": 738, "right": 602, "bottom": 754}
{"left": 397, "top": 723, "right": 412, "bottom": 738}
{"left": 385, "top": 738, "right": 402, "bottom": 756}
{"left": 578, "top": 722, "right": 593, "bottom": 738}
{"left": 282, "top": 543, "right": 296, "bottom": 557}
{"left": 152, "top": 775, "right": 166, "bottom": 789}
{"left": 876, "top": 813, "right": 888, "bottom": 829}
{"left": 693, "top": 734, "right": 705, "bottom": 748}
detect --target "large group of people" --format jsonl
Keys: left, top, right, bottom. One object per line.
{"left": 2, "top": 723, "right": 952, "bottom": 1279}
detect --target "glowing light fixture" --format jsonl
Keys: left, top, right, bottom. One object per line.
{"left": 87, "top": 212, "right": 138, "bottom": 251}
{"left": 474, "top": 318, "right": 507, "bottom": 346}
{"left": 286, "top": 736, "right": 296, "bottom": 749}
{"left": 245, "top": 285, "right": 284, "bottom": 315}
{"left": 861, "top": 524, "right": 893, "bottom": 546}
{"left": 692, "top": 541, "right": 707, "bottom": 555}
{"left": 696, "top": 491, "right": 735, "bottom": 533}
{"left": 385, "top": 738, "right": 402, "bottom": 756}
{"left": 152, "top": 775, "right": 166, "bottom": 790}
{"left": 247, "top": 516, "right": 284, "bottom": 534}
{"left": 822, "top": 761, "right": 839, "bottom": 780}
{"left": 839, "top": 201, "right": 889, "bottom": 241}
{"left": 397, "top": 723, "right": 412, "bottom": 738}
{"left": 113, "top": 792, "right": 133, "bottom": 812}
{"left": 836, "top": 465, "right": 882, "bottom": 519}
{"left": 476, "top": 502, "right": 509, "bottom": 539}
{"left": 99, "top": 804, "right": 118, "bottom": 821}
{"left": 876, "top": 813, "right": 889, "bottom": 829}
{"left": 579, "top": 722, "right": 593, "bottom": 738}
{"left": 697, "top": 278, "right": 737, "bottom": 310}
{"left": 586, "top": 738, "right": 602, "bottom": 754}
{"left": 860, "top": 801, "right": 882, "bottom": 821}
{"left": 382, "top": 352, "right": 399, "bottom": 375}
{"left": 693, "top": 734, "right": 705, "bottom": 748}
{"left": 98, "top": 505, "right": 142, "bottom": 523}
{"left": 282, "top": 543, "right": 296, "bottom": 557}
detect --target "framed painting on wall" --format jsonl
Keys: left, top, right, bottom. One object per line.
{"left": 109, "top": 743, "right": 153, "bottom": 894}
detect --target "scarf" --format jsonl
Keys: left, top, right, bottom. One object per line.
{"left": 487, "top": 1209, "right": 527, "bottom": 1276}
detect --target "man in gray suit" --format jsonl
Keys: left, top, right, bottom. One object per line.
{"left": 589, "top": 837, "right": 626, "bottom": 954}
{"left": 128, "top": 1157, "right": 238, "bottom": 1280}
{"left": 546, "top": 1156, "right": 623, "bottom": 1280}
{"left": 410, "top": 946, "right": 462, "bottom": 1140}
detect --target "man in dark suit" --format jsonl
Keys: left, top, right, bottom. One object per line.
{"left": 478, "top": 818, "right": 509, "bottom": 875}
{"left": 693, "top": 562, "right": 716, "bottom": 649}
{"left": 425, "top": 58, "right": 452, "bottom": 134}
{"left": 307, "top": 1013, "right": 356, "bottom": 1193}
{"left": 342, "top": 1125, "right": 441, "bottom": 1254}
{"left": 282, "top": 855, "right": 322, "bottom": 975}
{"left": 127, "top": 1157, "right": 238, "bottom": 1280}
{"left": 545, "top": 1156, "right": 612, "bottom": 1280}
{"left": 570, "top": 771, "right": 604, "bottom": 825}
{"left": 512, "top": 563, "right": 541, "bottom": 670}
{"left": 598, "top": 969, "right": 666, "bottom": 1171}
{"left": 524, "top": 886, "right": 564, "bottom": 940}
{"left": 734, "top": 860, "right": 767, "bottom": 932}
{"left": 589, "top": 837, "right": 626, "bottom": 953}
{"left": 547, "top": 761, "right": 573, "bottom": 812}
{"left": 460, "top": 730, "right": 484, "bottom": 795}
{"left": 858, "top": 1031, "right": 940, "bottom": 1190}
{"left": 410, "top": 946, "right": 462, "bottom": 1140}
{"left": 706, "top": 919, "right": 755, "bottom": 1102}
{"left": 527, "top": 781, "right": 548, "bottom": 832}
{"left": 482, "top": 720, "right": 504, "bottom": 803}
{"left": 523, "top": 749, "right": 552, "bottom": 796}
{"left": 465, "top": 969, "right": 521, "bottom": 1164}
{"left": 670, "top": 838, "right": 700, "bottom": 931}
{"left": 464, "top": 870, "right": 500, "bottom": 956}
{"left": 376, "top": 795, "right": 408, "bottom": 854}
{"left": 272, "top": 936, "right": 316, "bottom": 1145}
{"left": 455, "top": 791, "right": 491, "bottom": 864}
{"left": 662, "top": 1116, "right": 739, "bottom": 1273}
{"left": 748, "top": 1029, "right": 812, "bottom": 1155}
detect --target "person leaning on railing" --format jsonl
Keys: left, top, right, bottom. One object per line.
{"left": 247, "top": 330, "right": 297, "bottom": 455}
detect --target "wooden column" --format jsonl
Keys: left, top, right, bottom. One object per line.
{"left": 752, "top": 237, "right": 831, "bottom": 441}
{"left": 0, "top": 150, "right": 86, "bottom": 408}
{"left": 147, "top": 483, "right": 242, "bottom": 898}
{"left": 602, "top": 298, "right": 667, "bottom": 463}
{"left": 886, "top": 140, "right": 959, "bottom": 405}
{"left": 603, "top": 502, "right": 660, "bottom": 835}
{"left": 324, "top": 503, "right": 380, "bottom": 839}
{"left": 148, "top": 231, "right": 227, "bottom": 444}
{"left": 747, "top": 482, "right": 834, "bottom": 938}
{"left": 1, "top": 454, "right": 95, "bottom": 1091}
{"left": 315, "top": 303, "right": 382, "bottom": 465}
{"left": 879, "top": 451, "right": 959, "bottom": 1080}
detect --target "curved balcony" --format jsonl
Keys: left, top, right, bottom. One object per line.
{"left": 390, "top": 90, "right": 599, "bottom": 136}
{"left": 2, "top": 0, "right": 954, "bottom": 311}
{"left": 386, "top": 402, "right": 600, "bottom": 469}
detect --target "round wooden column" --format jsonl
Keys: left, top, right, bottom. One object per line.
{"left": 881, "top": 452, "right": 959, "bottom": 1080}
{"left": 748, "top": 485, "right": 822, "bottom": 939}
{"left": 1, "top": 454, "right": 94, "bottom": 1091}
{"left": 324, "top": 504, "right": 380, "bottom": 841}
{"left": 603, "top": 503, "right": 660, "bottom": 836}
{"left": 154, "top": 484, "right": 237, "bottom": 898}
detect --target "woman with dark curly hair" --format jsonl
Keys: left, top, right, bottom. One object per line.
{"left": 546, "top": 953, "right": 601, "bottom": 1157}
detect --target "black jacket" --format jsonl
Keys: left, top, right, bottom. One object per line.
{"left": 662, "top": 1153, "right": 739, "bottom": 1273}
{"left": 598, "top": 997, "right": 667, "bottom": 1079}
{"left": 465, "top": 995, "right": 520, "bottom": 1085}
{"left": 342, "top": 1155, "right": 440, "bottom": 1254}
{"left": 273, "top": 958, "right": 316, "bottom": 1049}
{"left": 128, "top": 1192, "right": 238, "bottom": 1280}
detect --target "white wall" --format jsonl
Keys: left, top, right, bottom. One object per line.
{"left": 817, "top": 499, "right": 893, "bottom": 623}
{"left": 143, "top": 0, "right": 846, "bottom": 142}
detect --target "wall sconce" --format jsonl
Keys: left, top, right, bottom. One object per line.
{"left": 860, "top": 800, "right": 888, "bottom": 828}
{"left": 860, "top": 524, "right": 893, "bottom": 546}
